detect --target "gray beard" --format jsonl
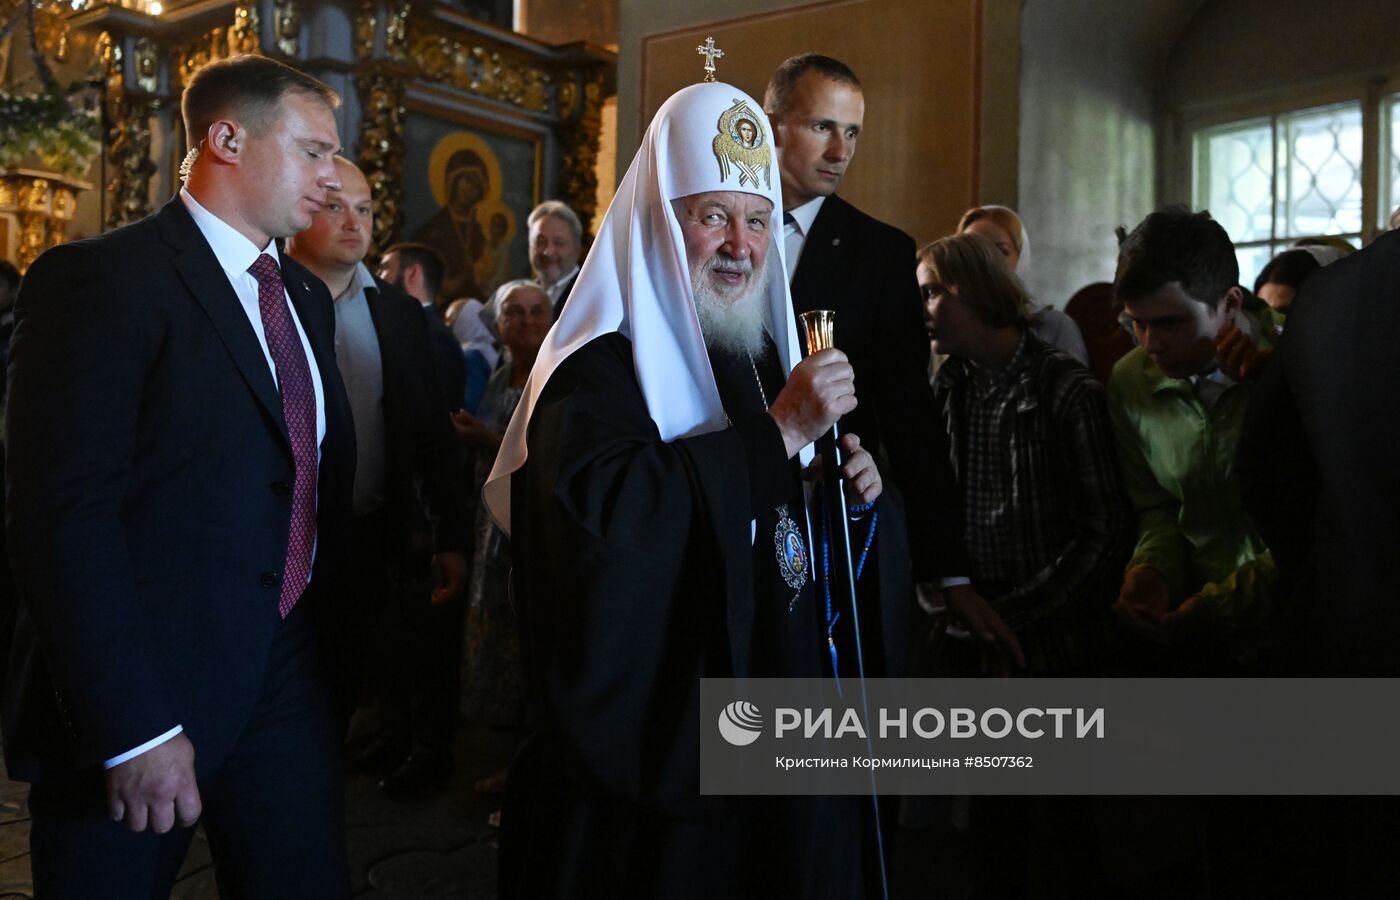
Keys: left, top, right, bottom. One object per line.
{"left": 692, "top": 254, "right": 770, "bottom": 358}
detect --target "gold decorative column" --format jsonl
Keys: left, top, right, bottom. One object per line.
{"left": 171, "top": 3, "right": 264, "bottom": 92}
{"left": 356, "top": 70, "right": 406, "bottom": 260}
{"left": 557, "top": 69, "right": 607, "bottom": 238}
{"left": 97, "top": 32, "right": 157, "bottom": 229}
{"left": 385, "top": 0, "right": 411, "bottom": 60}
{"left": 355, "top": 0, "right": 408, "bottom": 260}
{"left": 0, "top": 168, "right": 93, "bottom": 271}
{"left": 272, "top": 0, "right": 301, "bottom": 56}
{"left": 229, "top": 1, "right": 261, "bottom": 54}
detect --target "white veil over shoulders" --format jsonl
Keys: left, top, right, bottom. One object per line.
{"left": 482, "top": 82, "right": 807, "bottom": 534}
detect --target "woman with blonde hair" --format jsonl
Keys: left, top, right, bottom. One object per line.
{"left": 957, "top": 205, "right": 1089, "bottom": 366}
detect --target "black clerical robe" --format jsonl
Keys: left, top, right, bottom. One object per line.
{"left": 500, "top": 331, "right": 865, "bottom": 898}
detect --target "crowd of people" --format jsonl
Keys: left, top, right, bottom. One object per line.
{"left": 1, "top": 46, "right": 1397, "bottom": 899}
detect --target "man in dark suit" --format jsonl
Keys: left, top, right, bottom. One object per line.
{"left": 378, "top": 242, "right": 467, "bottom": 415}
{"left": 527, "top": 200, "right": 582, "bottom": 321}
{"left": 286, "top": 159, "right": 468, "bottom": 797}
{"left": 4, "top": 56, "right": 356, "bottom": 895}
{"left": 1238, "top": 229, "right": 1400, "bottom": 675}
{"left": 1230, "top": 230, "right": 1400, "bottom": 900}
{"left": 372, "top": 243, "right": 470, "bottom": 794}
{"left": 766, "top": 54, "right": 964, "bottom": 680}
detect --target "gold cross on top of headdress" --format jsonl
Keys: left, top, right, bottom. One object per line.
{"left": 696, "top": 36, "right": 724, "bottom": 82}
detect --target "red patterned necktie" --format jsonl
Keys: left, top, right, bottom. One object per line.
{"left": 247, "top": 253, "right": 318, "bottom": 618}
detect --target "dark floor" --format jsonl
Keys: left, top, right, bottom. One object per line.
{"left": 0, "top": 726, "right": 979, "bottom": 899}
{"left": 0, "top": 725, "right": 516, "bottom": 899}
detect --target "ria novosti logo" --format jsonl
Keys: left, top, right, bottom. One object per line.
{"left": 717, "top": 701, "right": 763, "bottom": 746}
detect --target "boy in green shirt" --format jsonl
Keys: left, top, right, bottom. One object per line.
{"left": 1108, "top": 207, "right": 1276, "bottom": 664}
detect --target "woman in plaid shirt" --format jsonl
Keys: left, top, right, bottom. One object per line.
{"left": 918, "top": 232, "right": 1132, "bottom": 677}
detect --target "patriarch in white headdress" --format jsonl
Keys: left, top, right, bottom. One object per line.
{"left": 483, "top": 81, "right": 810, "bottom": 531}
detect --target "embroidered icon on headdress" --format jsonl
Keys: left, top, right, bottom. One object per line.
{"left": 712, "top": 98, "right": 772, "bottom": 190}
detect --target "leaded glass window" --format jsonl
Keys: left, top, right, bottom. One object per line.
{"left": 1195, "top": 119, "right": 1273, "bottom": 246}
{"left": 1194, "top": 101, "right": 1364, "bottom": 288}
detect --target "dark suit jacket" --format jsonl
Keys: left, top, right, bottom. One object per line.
{"left": 363, "top": 278, "right": 467, "bottom": 562}
{"left": 550, "top": 270, "right": 579, "bottom": 322}
{"left": 421, "top": 300, "right": 468, "bottom": 416}
{"left": 789, "top": 195, "right": 966, "bottom": 585}
{"left": 3, "top": 197, "right": 355, "bottom": 782}
{"left": 1237, "top": 231, "right": 1400, "bottom": 674}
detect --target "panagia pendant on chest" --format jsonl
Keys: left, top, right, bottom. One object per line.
{"left": 774, "top": 503, "right": 809, "bottom": 596}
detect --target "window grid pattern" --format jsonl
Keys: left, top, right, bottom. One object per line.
{"left": 1196, "top": 102, "right": 1364, "bottom": 289}
{"left": 1279, "top": 104, "right": 1363, "bottom": 237}
{"left": 1198, "top": 120, "right": 1273, "bottom": 244}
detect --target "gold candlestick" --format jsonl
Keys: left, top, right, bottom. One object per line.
{"left": 797, "top": 309, "right": 836, "bottom": 356}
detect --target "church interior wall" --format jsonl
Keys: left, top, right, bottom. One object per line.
{"left": 975, "top": 0, "right": 1020, "bottom": 214}
{"left": 622, "top": 0, "right": 983, "bottom": 254}
{"left": 1012, "top": 0, "right": 1198, "bottom": 311}
{"left": 618, "top": 0, "right": 812, "bottom": 174}
{"left": 1164, "top": 0, "right": 1400, "bottom": 114}
{"left": 517, "top": 0, "right": 618, "bottom": 50}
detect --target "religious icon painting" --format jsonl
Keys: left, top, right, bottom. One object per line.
{"left": 401, "top": 106, "right": 542, "bottom": 304}
{"left": 712, "top": 98, "right": 772, "bottom": 189}
{"left": 774, "top": 504, "right": 808, "bottom": 590}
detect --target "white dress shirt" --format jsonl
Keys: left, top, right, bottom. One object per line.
{"left": 782, "top": 196, "right": 826, "bottom": 284}
{"left": 178, "top": 189, "right": 327, "bottom": 450}
{"left": 542, "top": 264, "right": 580, "bottom": 308}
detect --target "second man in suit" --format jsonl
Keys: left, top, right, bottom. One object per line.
{"left": 527, "top": 200, "right": 582, "bottom": 320}
{"left": 766, "top": 54, "right": 964, "bottom": 678}
{"left": 285, "top": 157, "right": 470, "bottom": 796}
{"left": 377, "top": 242, "right": 468, "bottom": 416}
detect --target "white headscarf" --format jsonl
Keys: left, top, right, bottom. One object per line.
{"left": 450, "top": 297, "right": 500, "bottom": 369}
{"left": 482, "top": 82, "right": 807, "bottom": 534}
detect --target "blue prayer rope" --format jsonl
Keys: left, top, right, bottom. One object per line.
{"left": 819, "top": 525, "right": 842, "bottom": 698}
{"left": 818, "top": 491, "right": 878, "bottom": 699}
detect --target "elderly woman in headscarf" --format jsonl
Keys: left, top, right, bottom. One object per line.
{"left": 957, "top": 205, "right": 1090, "bottom": 366}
